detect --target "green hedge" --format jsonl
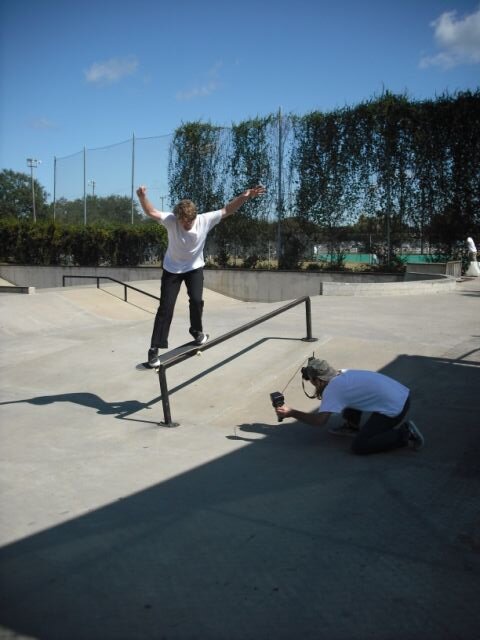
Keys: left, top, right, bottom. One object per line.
{"left": 0, "top": 219, "right": 167, "bottom": 267}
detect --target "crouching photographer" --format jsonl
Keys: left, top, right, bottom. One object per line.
{"left": 274, "top": 358, "right": 424, "bottom": 455}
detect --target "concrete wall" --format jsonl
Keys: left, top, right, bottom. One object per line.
{"left": 0, "top": 265, "right": 162, "bottom": 290}
{"left": 406, "top": 261, "right": 461, "bottom": 278}
{"left": 0, "top": 264, "right": 456, "bottom": 301}
{"left": 204, "top": 269, "right": 455, "bottom": 300}
{"left": 0, "top": 285, "right": 35, "bottom": 294}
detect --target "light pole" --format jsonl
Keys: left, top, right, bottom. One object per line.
{"left": 26, "top": 158, "right": 41, "bottom": 222}
{"left": 88, "top": 179, "right": 96, "bottom": 196}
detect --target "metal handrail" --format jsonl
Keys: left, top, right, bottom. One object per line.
{"left": 62, "top": 275, "right": 316, "bottom": 427}
{"left": 62, "top": 274, "right": 160, "bottom": 303}
{"left": 158, "top": 296, "right": 317, "bottom": 427}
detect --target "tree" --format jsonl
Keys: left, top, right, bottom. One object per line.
{"left": 54, "top": 195, "right": 144, "bottom": 225}
{"left": 168, "top": 122, "right": 227, "bottom": 213}
{"left": 0, "top": 169, "right": 49, "bottom": 220}
{"left": 212, "top": 117, "right": 275, "bottom": 263}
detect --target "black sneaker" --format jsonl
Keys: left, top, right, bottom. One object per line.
{"left": 194, "top": 332, "right": 209, "bottom": 346}
{"left": 148, "top": 348, "right": 160, "bottom": 368}
{"left": 406, "top": 420, "right": 425, "bottom": 450}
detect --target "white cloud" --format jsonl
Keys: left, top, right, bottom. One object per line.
{"left": 420, "top": 6, "right": 480, "bottom": 69}
{"left": 176, "top": 80, "right": 218, "bottom": 101}
{"left": 29, "top": 117, "right": 59, "bottom": 130}
{"left": 176, "top": 61, "right": 223, "bottom": 101}
{"left": 84, "top": 56, "right": 139, "bottom": 84}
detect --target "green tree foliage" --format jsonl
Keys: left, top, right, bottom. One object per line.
{"left": 213, "top": 117, "right": 275, "bottom": 264}
{"left": 2, "top": 90, "right": 479, "bottom": 269}
{"left": 54, "top": 195, "right": 144, "bottom": 225}
{"left": 0, "top": 170, "right": 49, "bottom": 220}
{"left": 425, "top": 92, "right": 480, "bottom": 255}
{"left": 291, "top": 90, "right": 480, "bottom": 263}
{"left": 0, "top": 219, "right": 167, "bottom": 267}
{"left": 168, "top": 122, "right": 227, "bottom": 213}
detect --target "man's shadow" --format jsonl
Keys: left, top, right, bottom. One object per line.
{"left": 0, "top": 393, "right": 157, "bottom": 419}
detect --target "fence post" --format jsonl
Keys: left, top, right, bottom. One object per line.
{"left": 83, "top": 146, "right": 87, "bottom": 226}
{"left": 131, "top": 132, "right": 135, "bottom": 225}
{"left": 276, "top": 107, "right": 283, "bottom": 265}
{"left": 53, "top": 156, "right": 57, "bottom": 222}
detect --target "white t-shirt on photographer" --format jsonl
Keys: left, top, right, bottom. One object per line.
{"left": 318, "top": 369, "right": 409, "bottom": 418}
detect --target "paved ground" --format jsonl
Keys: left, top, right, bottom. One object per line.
{"left": 0, "top": 277, "right": 479, "bottom": 640}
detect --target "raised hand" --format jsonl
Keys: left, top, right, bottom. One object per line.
{"left": 244, "top": 185, "right": 266, "bottom": 199}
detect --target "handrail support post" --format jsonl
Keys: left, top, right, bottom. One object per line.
{"left": 303, "top": 296, "right": 317, "bottom": 342}
{"left": 158, "top": 366, "right": 179, "bottom": 427}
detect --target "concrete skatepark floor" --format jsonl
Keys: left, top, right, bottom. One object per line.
{"left": 0, "top": 278, "right": 479, "bottom": 639}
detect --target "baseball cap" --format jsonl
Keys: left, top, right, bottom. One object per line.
{"left": 306, "top": 358, "right": 338, "bottom": 382}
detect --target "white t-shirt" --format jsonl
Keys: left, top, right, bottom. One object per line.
{"left": 318, "top": 369, "right": 409, "bottom": 418}
{"left": 158, "top": 210, "right": 222, "bottom": 273}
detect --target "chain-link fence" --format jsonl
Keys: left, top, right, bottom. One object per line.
{"left": 54, "top": 133, "right": 174, "bottom": 225}
{"left": 53, "top": 122, "right": 290, "bottom": 227}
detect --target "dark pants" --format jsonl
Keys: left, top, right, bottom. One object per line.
{"left": 346, "top": 396, "right": 411, "bottom": 455}
{"left": 150, "top": 268, "right": 204, "bottom": 349}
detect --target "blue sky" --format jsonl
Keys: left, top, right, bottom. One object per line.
{"left": 1, "top": 0, "right": 479, "bottom": 201}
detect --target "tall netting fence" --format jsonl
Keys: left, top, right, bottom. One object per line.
{"left": 54, "top": 150, "right": 85, "bottom": 224}
{"left": 54, "top": 135, "right": 174, "bottom": 226}
{"left": 135, "top": 134, "right": 173, "bottom": 211}
{"left": 52, "top": 93, "right": 480, "bottom": 267}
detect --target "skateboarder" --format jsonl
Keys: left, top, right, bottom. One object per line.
{"left": 274, "top": 358, "right": 424, "bottom": 455}
{"left": 137, "top": 185, "right": 266, "bottom": 367}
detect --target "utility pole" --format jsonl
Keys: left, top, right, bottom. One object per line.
{"left": 26, "top": 158, "right": 41, "bottom": 222}
{"left": 88, "top": 179, "right": 96, "bottom": 196}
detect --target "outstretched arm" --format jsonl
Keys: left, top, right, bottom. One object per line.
{"left": 222, "top": 185, "right": 266, "bottom": 219}
{"left": 136, "top": 186, "right": 165, "bottom": 221}
{"left": 276, "top": 403, "right": 331, "bottom": 427}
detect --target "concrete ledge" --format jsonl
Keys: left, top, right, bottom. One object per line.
{"left": 0, "top": 285, "right": 35, "bottom": 294}
{"left": 321, "top": 275, "right": 456, "bottom": 296}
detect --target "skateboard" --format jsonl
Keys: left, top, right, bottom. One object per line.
{"left": 136, "top": 335, "right": 209, "bottom": 371}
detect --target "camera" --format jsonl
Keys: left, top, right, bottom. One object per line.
{"left": 270, "top": 391, "right": 285, "bottom": 422}
{"left": 301, "top": 366, "right": 310, "bottom": 380}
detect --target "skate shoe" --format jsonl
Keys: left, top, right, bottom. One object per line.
{"left": 148, "top": 348, "right": 160, "bottom": 368}
{"left": 406, "top": 420, "right": 425, "bottom": 450}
